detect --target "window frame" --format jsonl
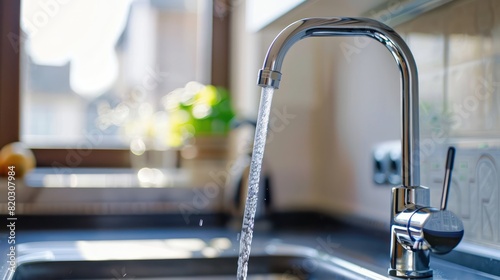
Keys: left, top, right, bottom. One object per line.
{"left": 0, "top": 0, "right": 230, "bottom": 168}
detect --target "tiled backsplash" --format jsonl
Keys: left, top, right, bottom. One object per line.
{"left": 397, "top": 0, "right": 500, "bottom": 249}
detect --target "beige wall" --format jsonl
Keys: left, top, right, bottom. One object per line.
{"left": 230, "top": 0, "right": 399, "bottom": 220}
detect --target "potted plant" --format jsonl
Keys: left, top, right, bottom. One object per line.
{"left": 164, "top": 82, "right": 235, "bottom": 160}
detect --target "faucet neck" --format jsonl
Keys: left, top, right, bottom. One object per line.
{"left": 257, "top": 17, "right": 420, "bottom": 187}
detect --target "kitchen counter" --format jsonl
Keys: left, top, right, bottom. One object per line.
{"left": 1, "top": 212, "right": 500, "bottom": 279}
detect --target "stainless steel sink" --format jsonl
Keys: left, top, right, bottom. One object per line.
{"left": 10, "top": 256, "right": 375, "bottom": 280}
{"left": 6, "top": 235, "right": 499, "bottom": 280}
{"left": 8, "top": 239, "right": 389, "bottom": 280}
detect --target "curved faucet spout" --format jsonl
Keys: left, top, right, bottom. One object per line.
{"left": 256, "top": 17, "right": 420, "bottom": 188}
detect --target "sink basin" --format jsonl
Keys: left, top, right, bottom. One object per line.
{"left": 11, "top": 256, "right": 379, "bottom": 280}
{"left": 8, "top": 239, "right": 389, "bottom": 280}
{"left": 6, "top": 233, "right": 498, "bottom": 280}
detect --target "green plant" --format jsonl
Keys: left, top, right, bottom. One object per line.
{"left": 165, "top": 83, "right": 235, "bottom": 147}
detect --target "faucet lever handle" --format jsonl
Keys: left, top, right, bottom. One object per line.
{"left": 440, "top": 147, "right": 455, "bottom": 211}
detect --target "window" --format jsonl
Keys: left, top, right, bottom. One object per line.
{"left": 0, "top": 0, "right": 230, "bottom": 215}
{"left": 0, "top": 0, "right": 229, "bottom": 167}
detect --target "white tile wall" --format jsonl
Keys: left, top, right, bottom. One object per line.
{"left": 399, "top": 0, "right": 500, "bottom": 249}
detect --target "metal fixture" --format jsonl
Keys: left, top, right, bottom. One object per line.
{"left": 256, "top": 17, "right": 464, "bottom": 278}
{"left": 390, "top": 147, "right": 463, "bottom": 278}
{"left": 373, "top": 140, "right": 401, "bottom": 185}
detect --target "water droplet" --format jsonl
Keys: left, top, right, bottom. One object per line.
{"left": 199, "top": 219, "right": 203, "bottom": 226}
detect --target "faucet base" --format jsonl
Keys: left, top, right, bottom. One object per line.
{"left": 389, "top": 239, "right": 432, "bottom": 278}
{"left": 388, "top": 268, "right": 432, "bottom": 278}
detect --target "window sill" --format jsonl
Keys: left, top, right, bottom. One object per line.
{"left": 0, "top": 164, "right": 228, "bottom": 215}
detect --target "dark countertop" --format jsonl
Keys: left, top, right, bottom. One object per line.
{"left": 1, "top": 212, "right": 499, "bottom": 279}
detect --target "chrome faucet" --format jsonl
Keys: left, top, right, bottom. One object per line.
{"left": 256, "top": 17, "right": 464, "bottom": 278}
